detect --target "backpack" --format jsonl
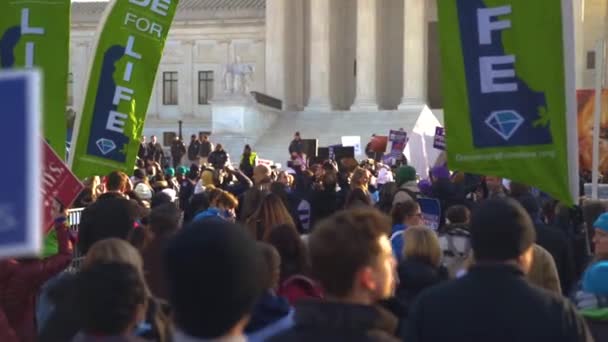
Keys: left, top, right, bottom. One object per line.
{"left": 439, "top": 229, "right": 472, "bottom": 278}
{"left": 393, "top": 188, "right": 419, "bottom": 203}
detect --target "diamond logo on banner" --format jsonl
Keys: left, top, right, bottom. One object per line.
{"left": 96, "top": 138, "right": 116, "bottom": 155}
{"left": 485, "top": 110, "right": 524, "bottom": 141}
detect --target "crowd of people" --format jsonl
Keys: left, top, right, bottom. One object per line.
{"left": 2, "top": 131, "right": 608, "bottom": 341}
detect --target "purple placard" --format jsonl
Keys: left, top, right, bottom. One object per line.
{"left": 434, "top": 127, "right": 445, "bottom": 151}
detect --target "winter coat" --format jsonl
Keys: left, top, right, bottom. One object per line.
{"left": 310, "top": 189, "right": 340, "bottom": 227}
{"left": 288, "top": 139, "right": 303, "bottom": 155}
{"left": 406, "top": 264, "right": 594, "bottom": 342}
{"left": 148, "top": 142, "right": 165, "bottom": 163}
{"left": 245, "top": 291, "right": 291, "bottom": 333}
{"left": 268, "top": 300, "right": 400, "bottom": 342}
{"left": 534, "top": 222, "right": 576, "bottom": 294}
{"left": 277, "top": 275, "right": 323, "bottom": 306}
{"left": 171, "top": 141, "right": 186, "bottom": 160}
{"left": 40, "top": 269, "right": 172, "bottom": 342}
{"left": 0, "top": 222, "right": 72, "bottom": 342}
{"left": 528, "top": 244, "right": 562, "bottom": 295}
{"left": 395, "top": 258, "right": 448, "bottom": 309}
{"left": 199, "top": 140, "right": 213, "bottom": 158}
{"left": 208, "top": 150, "right": 228, "bottom": 169}
{"left": 187, "top": 140, "right": 201, "bottom": 161}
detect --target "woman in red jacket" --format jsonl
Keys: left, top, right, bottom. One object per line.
{"left": 0, "top": 208, "right": 73, "bottom": 342}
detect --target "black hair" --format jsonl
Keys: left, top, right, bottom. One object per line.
{"left": 150, "top": 203, "right": 181, "bottom": 236}
{"left": 471, "top": 198, "right": 536, "bottom": 262}
{"left": 78, "top": 197, "right": 139, "bottom": 255}
{"left": 151, "top": 192, "right": 173, "bottom": 208}
{"left": 446, "top": 205, "right": 470, "bottom": 225}
{"left": 77, "top": 262, "right": 146, "bottom": 336}
{"left": 165, "top": 220, "right": 264, "bottom": 338}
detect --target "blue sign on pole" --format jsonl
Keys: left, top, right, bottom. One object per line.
{"left": 0, "top": 70, "right": 41, "bottom": 258}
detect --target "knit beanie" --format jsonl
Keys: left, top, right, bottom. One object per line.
{"left": 593, "top": 212, "right": 608, "bottom": 233}
{"left": 395, "top": 166, "right": 417, "bottom": 186}
{"left": 431, "top": 166, "right": 450, "bottom": 180}
{"left": 178, "top": 166, "right": 189, "bottom": 176}
{"left": 583, "top": 261, "right": 608, "bottom": 295}
{"left": 165, "top": 167, "right": 175, "bottom": 178}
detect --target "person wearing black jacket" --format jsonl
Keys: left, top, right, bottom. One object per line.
{"left": 138, "top": 136, "right": 149, "bottom": 161}
{"left": 187, "top": 134, "right": 201, "bottom": 163}
{"left": 518, "top": 195, "right": 576, "bottom": 295}
{"left": 148, "top": 135, "right": 165, "bottom": 165}
{"left": 269, "top": 209, "right": 400, "bottom": 342}
{"left": 406, "top": 198, "right": 593, "bottom": 342}
{"left": 288, "top": 132, "right": 303, "bottom": 156}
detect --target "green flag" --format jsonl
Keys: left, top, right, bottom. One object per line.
{"left": 0, "top": 0, "right": 70, "bottom": 159}
{"left": 69, "top": 0, "right": 179, "bottom": 178}
{"left": 437, "top": 0, "right": 578, "bottom": 204}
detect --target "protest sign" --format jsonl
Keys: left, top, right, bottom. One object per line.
{"left": 370, "top": 136, "right": 388, "bottom": 153}
{"left": 0, "top": 0, "right": 70, "bottom": 159}
{"left": 0, "top": 70, "right": 41, "bottom": 258}
{"left": 434, "top": 127, "right": 446, "bottom": 151}
{"left": 405, "top": 107, "right": 443, "bottom": 177}
{"left": 389, "top": 130, "right": 408, "bottom": 153}
{"left": 341, "top": 136, "right": 362, "bottom": 155}
{"left": 437, "top": 0, "right": 578, "bottom": 204}
{"left": 42, "top": 142, "right": 84, "bottom": 234}
{"left": 418, "top": 197, "right": 441, "bottom": 231}
{"left": 69, "top": 0, "right": 179, "bottom": 179}
{"left": 257, "top": 158, "right": 274, "bottom": 167}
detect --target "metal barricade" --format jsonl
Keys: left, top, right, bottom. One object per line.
{"left": 66, "top": 208, "right": 85, "bottom": 272}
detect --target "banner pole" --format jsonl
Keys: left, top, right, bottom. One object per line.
{"left": 591, "top": 39, "right": 605, "bottom": 199}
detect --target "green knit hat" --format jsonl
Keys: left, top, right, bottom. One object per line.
{"left": 396, "top": 166, "right": 417, "bottom": 186}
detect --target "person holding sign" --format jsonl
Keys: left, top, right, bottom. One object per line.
{"left": 0, "top": 203, "right": 72, "bottom": 342}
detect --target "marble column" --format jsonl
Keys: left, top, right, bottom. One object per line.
{"left": 265, "top": 0, "right": 287, "bottom": 102}
{"left": 352, "top": 0, "right": 379, "bottom": 111}
{"left": 399, "top": 0, "right": 427, "bottom": 109}
{"left": 266, "top": 0, "right": 304, "bottom": 110}
{"left": 306, "top": 0, "right": 332, "bottom": 111}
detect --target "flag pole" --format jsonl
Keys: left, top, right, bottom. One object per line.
{"left": 591, "top": 39, "right": 605, "bottom": 199}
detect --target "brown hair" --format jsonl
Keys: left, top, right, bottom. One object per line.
{"left": 344, "top": 188, "right": 372, "bottom": 209}
{"left": 106, "top": 171, "right": 129, "bottom": 192}
{"left": 390, "top": 200, "right": 420, "bottom": 226}
{"left": 215, "top": 190, "right": 239, "bottom": 210}
{"left": 309, "top": 208, "right": 391, "bottom": 297}
{"left": 268, "top": 224, "right": 309, "bottom": 281}
{"left": 351, "top": 167, "right": 369, "bottom": 190}
{"left": 403, "top": 226, "right": 442, "bottom": 267}
{"left": 246, "top": 193, "right": 295, "bottom": 241}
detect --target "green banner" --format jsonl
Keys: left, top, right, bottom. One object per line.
{"left": 438, "top": 0, "right": 578, "bottom": 204}
{"left": 0, "top": 0, "right": 70, "bottom": 159}
{"left": 69, "top": 0, "right": 178, "bottom": 178}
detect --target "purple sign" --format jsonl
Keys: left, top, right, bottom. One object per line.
{"left": 434, "top": 127, "right": 445, "bottom": 151}
{"left": 389, "top": 130, "right": 408, "bottom": 153}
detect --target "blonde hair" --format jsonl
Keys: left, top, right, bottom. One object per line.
{"left": 83, "top": 238, "right": 150, "bottom": 295}
{"left": 403, "top": 226, "right": 442, "bottom": 267}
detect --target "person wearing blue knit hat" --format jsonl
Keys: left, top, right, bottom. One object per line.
{"left": 580, "top": 261, "right": 608, "bottom": 340}
{"left": 593, "top": 213, "right": 608, "bottom": 261}
{"left": 583, "top": 261, "right": 608, "bottom": 295}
